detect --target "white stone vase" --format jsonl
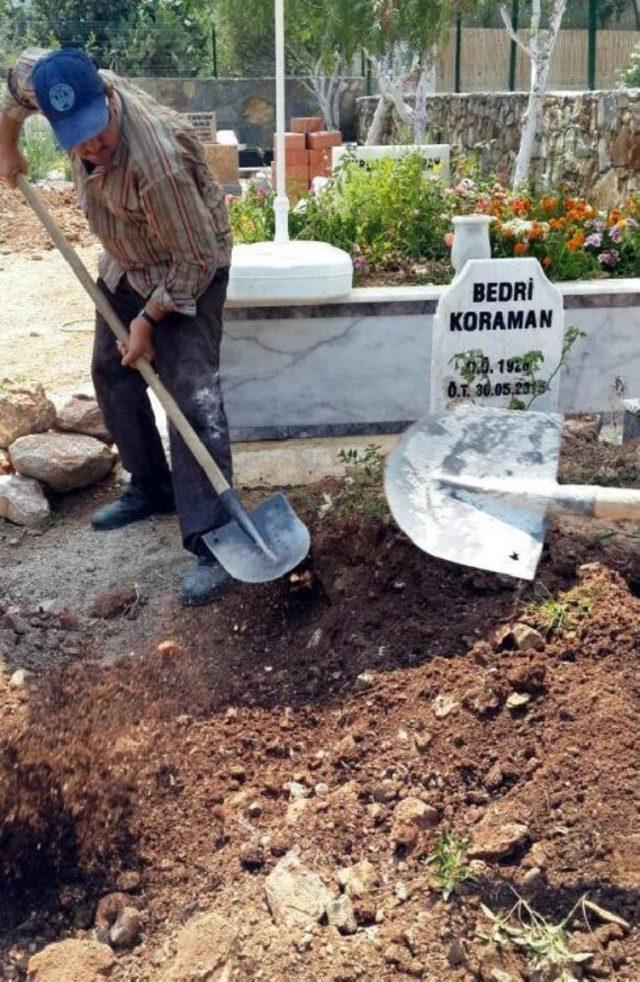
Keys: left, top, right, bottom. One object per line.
{"left": 451, "top": 214, "right": 492, "bottom": 274}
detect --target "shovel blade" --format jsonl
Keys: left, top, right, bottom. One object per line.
{"left": 384, "top": 406, "right": 563, "bottom": 580}
{"left": 202, "top": 492, "right": 310, "bottom": 583}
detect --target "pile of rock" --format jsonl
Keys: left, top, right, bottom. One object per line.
{"left": 0, "top": 380, "right": 115, "bottom": 528}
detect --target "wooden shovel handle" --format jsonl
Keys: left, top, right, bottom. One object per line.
{"left": 18, "top": 175, "right": 231, "bottom": 497}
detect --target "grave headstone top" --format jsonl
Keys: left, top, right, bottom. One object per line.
{"left": 430, "top": 258, "right": 565, "bottom": 415}
{"left": 185, "top": 112, "right": 217, "bottom": 143}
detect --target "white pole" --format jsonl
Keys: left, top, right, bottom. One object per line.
{"left": 274, "top": 0, "right": 290, "bottom": 243}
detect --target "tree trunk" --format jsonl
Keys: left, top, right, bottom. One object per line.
{"left": 413, "top": 44, "right": 437, "bottom": 144}
{"left": 513, "top": 54, "right": 551, "bottom": 187}
{"left": 500, "top": 0, "right": 567, "bottom": 188}
{"left": 365, "top": 94, "right": 391, "bottom": 144}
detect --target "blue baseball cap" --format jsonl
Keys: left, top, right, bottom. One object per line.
{"left": 32, "top": 49, "right": 109, "bottom": 151}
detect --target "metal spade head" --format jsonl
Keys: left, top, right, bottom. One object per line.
{"left": 384, "top": 406, "right": 563, "bottom": 580}
{"left": 202, "top": 493, "right": 311, "bottom": 583}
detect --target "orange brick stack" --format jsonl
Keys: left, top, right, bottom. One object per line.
{"left": 271, "top": 117, "right": 343, "bottom": 193}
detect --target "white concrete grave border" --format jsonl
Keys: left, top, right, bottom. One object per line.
{"left": 210, "top": 277, "right": 640, "bottom": 441}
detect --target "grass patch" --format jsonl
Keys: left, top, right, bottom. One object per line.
{"left": 333, "top": 444, "right": 388, "bottom": 519}
{"left": 479, "top": 894, "right": 594, "bottom": 982}
{"left": 525, "top": 582, "right": 598, "bottom": 637}
{"left": 426, "top": 832, "right": 476, "bottom": 900}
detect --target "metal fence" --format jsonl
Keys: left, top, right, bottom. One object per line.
{"left": 2, "top": 2, "right": 639, "bottom": 89}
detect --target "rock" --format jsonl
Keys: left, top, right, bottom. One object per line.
{"left": 160, "top": 910, "right": 238, "bottom": 981}
{"left": 355, "top": 670, "right": 375, "bottom": 691}
{"left": 506, "top": 692, "right": 531, "bottom": 711}
{"left": 336, "top": 859, "right": 377, "bottom": 899}
{"left": 0, "top": 449, "right": 12, "bottom": 474}
{"left": 326, "top": 894, "right": 357, "bottom": 935}
{"left": 0, "top": 380, "right": 56, "bottom": 448}
{"left": 0, "top": 474, "right": 49, "bottom": 527}
{"left": 27, "top": 938, "right": 115, "bottom": 980}
{"left": 265, "top": 851, "right": 333, "bottom": 928}
{"left": 448, "top": 939, "right": 468, "bottom": 966}
{"left": 469, "top": 821, "right": 530, "bottom": 861}
{"left": 94, "top": 892, "right": 138, "bottom": 947}
{"left": 115, "top": 870, "right": 141, "bottom": 892}
{"left": 109, "top": 907, "right": 141, "bottom": 948}
{"left": 522, "top": 866, "right": 545, "bottom": 889}
{"left": 433, "top": 693, "right": 458, "bottom": 718}
{"left": 414, "top": 730, "right": 433, "bottom": 752}
{"left": 484, "top": 762, "right": 504, "bottom": 790}
{"left": 372, "top": 778, "right": 397, "bottom": 804}
{"left": 9, "top": 668, "right": 28, "bottom": 688}
{"left": 88, "top": 584, "right": 140, "bottom": 619}
{"left": 10, "top": 433, "right": 114, "bottom": 492}
{"left": 391, "top": 797, "right": 440, "bottom": 849}
{"left": 56, "top": 395, "right": 112, "bottom": 443}
{"left": 286, "top": 780, "right": 308, "bottom": 800}
{"left": 497, "top": 623, "right": 544, "bottom": 652}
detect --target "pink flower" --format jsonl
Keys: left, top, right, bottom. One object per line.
{"left": 609, "top": 224, "right": 624, "bottom": 244}
{"left": 598, "top": 249, "right": 620, "bottom": 267}
{"left": 584, "top": 233, "right": 602, "bottom": 249}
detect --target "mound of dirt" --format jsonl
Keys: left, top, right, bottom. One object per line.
{"left": 0, "top": 183, "right": 95, "bottom": 254}
{"left": 1, "top": 487, "right": 639, "bottom": 978}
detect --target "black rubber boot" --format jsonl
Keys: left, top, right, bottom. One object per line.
{"left": 91, "top": 489, "right": 176, "bottom": 531}
{"left": 180, "top": 555, "right": 231, "bottom": 607}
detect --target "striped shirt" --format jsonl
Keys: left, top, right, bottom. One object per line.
{"left": 4, "top": 48, "right": 232, "bottom": 316}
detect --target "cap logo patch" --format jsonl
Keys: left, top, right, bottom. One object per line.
{"left": 49, "top": 83, "right": 76, "bottom": 113}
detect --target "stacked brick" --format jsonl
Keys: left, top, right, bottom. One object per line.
{"left": 272, "top": 116, "right": 342, "bottom": 194}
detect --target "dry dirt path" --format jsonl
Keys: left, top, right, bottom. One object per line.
{"left": 0, "top": 245, "right": 99, "bottom": 401}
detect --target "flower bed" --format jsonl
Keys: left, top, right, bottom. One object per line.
{"left": 229, "top": 154, "right": 640, "bottom": 286}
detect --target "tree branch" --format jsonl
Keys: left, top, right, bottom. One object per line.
{"left": 499, "top": 4, "right": 533, "bottom": 58}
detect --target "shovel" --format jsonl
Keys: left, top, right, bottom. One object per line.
{"left": 384, "top": 404, "right": 640, "bottom": 580}
{"left": 18, "top": 175, "right": 310, "bottom": 583}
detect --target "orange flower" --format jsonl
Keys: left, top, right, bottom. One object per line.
{"left": 573, "top": 229, "right": 585, "bottom": 247}
{"left": 541, "top": 196, "right": 557, "bottom": 211}
{"left": 543, "top": 256, "right": 552, "bottom": 268}
{"left": 566, "top": 235, "right": 584, "bottom": 252}
{"left": 608, "top": 207, "right": 623, "bottom": 226}
{"left": 528, "top": 223, "right": 544, "bottom": 241}
{"left": 514, "top": 242, "right": 528, "bottom": 256}
{"left": 584, "top": 204, "right": 595, "bottom": 219}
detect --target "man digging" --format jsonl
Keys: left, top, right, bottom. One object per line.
{"left": 0, "top": 48, "right": 235, "bottom": 607}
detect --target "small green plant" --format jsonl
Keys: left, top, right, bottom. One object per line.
{"left": 20, "top": 117, "right": 70, "bottom": 182}
{"left": 334, "top": 444, "right": 387, "bottom": 518}
{"left": 478, "top": 894, "right": 593, "bottom": 982}
{"left": 450, "top": 326, "right": 586, "bottom": 412}
{"left": 426, "top": 832, "right": 476, "bottom": 900}
{"left": 337, "top": 444, "right": 384, "bottom": 482}
{"left": 525, "top": 582, "right": 597, "bottom": 637}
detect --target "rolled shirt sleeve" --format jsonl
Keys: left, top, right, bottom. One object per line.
{"left": 140, "top": 170, "right": 219, "bottom": 317}
{"left": 3, "top": 47, "right": 51, "bottom": 123}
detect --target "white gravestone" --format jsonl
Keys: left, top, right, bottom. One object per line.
{"left": 430, "top": 258, "right": 565, "bottom": 415}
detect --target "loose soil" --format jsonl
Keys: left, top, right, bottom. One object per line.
{"left": 0, "top": 425, "right": 638, "bottom": 980}
{"left": 0, "top": 183, "right": 95, "bottom": 255}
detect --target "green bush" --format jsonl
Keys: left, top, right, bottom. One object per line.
{"left": 230, "top": 153, "right": 451, "bottom": 282}
{"left": 20, "top": 117, "right": 71, "bottom": 182}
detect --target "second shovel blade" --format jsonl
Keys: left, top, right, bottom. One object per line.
{"left": 384, "top": 406, "right": 563, "bottom": 580}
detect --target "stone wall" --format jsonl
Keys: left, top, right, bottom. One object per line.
{"left": 356, "top": 90, "right": 640, "bottom": 206}
{"left": 134, "top": 76, "right": 364, "bottom": 149}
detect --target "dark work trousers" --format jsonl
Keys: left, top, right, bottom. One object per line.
{"left": 92, "top": 268, "right": 233, "bottom": 555}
